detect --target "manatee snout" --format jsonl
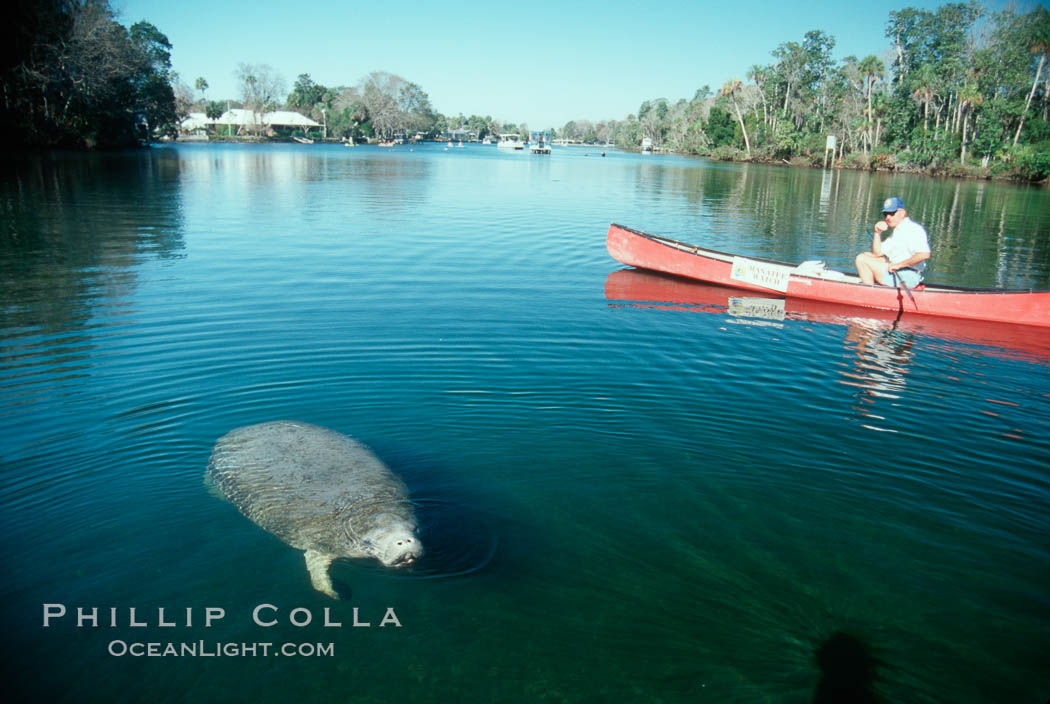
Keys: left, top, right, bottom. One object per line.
{"left": 391, "top": 540, "right": 423, "bottom": 567}
{"left": 371, "top": 525, "right": 424, "bottom": 568}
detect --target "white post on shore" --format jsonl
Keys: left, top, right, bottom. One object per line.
{"left": 824, "top": 135, "right": 837, "bottom": 169}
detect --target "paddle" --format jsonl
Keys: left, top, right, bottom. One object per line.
{"left": 891, "top": 270, "right": 917, "bottom": 307}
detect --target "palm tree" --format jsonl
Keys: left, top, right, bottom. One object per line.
{"left": 721, "top": 79, "right": 751, "bottom": 157}
{"left": 959, "top": 80, "right": 983, "bottom": 164}
{"left": 857, "top": 55, "right": 884, "bottom": 154}
{"left": 1014, "top": 7, "right": 1050, "bottom": 146}
{"left": 204, "top": 100, "right": 224, "bottom": 136}
{"left": 910, "top": 65, "right": 937, "bottom": 136}
{"left": 871, "top": 93, "right": 889, "bottom": 150}
{"left": 747, "top": 64, "right": 770, "bottom": 127}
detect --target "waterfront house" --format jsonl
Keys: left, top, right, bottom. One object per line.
{"left": 442, "top": 127, "right": 478, "bottom": 142}
{"left": 180, "top": 109, "right": 320, "bottom": 138}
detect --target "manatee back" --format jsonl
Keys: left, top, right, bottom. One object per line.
{"left": 205, "top": 421, "right": 410, "bottom": 554}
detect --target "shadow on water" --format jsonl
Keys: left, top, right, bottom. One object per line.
{"left": 813, "top": 631, "right": 882, "bottom": 704}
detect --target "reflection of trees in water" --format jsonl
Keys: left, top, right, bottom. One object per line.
{"left": 0, "top": 150, "right": 185, "bottom": 334}
{"left": 183, "top": 148, "right": 432, "bottom": 220}
{"left": 839, "top": 322, "right": 916, "bottom": 422}
{"left": 629, "top": 162, "right": 1050, "bottom": 288}
{"left": 356, "top": 157, "right": 433, "bottom": 213}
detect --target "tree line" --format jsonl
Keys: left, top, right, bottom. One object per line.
{"left": 5, "top": 0, "right": 1048, "bottom": 182}
{"left": 602, "top": 2, "right": 1050, "bottom": 181}
{"left": 2, "top": 0, "right": 178, "bottom": 148}
{"left": 180, "top": 69, "right": 536, "bottom": 144}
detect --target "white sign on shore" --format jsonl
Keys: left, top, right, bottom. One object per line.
{"left": 730, "top": 256, "right": 792, "bottom": 293}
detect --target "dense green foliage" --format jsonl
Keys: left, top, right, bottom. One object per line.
{"left": 2, "top": 0, "right": 177, "bottom": 148}
{"left": 706, "top": 107, "right": 738, "bottom": 148}
{"left": 604, "top": 3, "right": 1050, "bottom": 181}
{"left": 7, "top": 0, "right": 1047, "bottom": 181}
{"left": 209, "top": 70, "right": 516, "bottom": 143}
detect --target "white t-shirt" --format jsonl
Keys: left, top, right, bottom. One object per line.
{"left": 883, "top": 217, "right": 930, "bottom": 271}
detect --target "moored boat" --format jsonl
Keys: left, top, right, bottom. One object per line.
{"left": 530, "top": 131, "right": 552, "bottom": 154}
{"left": 606, "top": 223, "right": 1050, "bottom": 327}
{"left": 497, "top": 134, "right": 525, "bottom": 150}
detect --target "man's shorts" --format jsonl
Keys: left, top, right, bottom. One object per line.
{"left": 881, "top": 268, "right": 923, "bottom": 288}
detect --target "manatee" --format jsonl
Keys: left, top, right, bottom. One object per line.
{"left": 205, "top": 421, "right": 423, "bottom": 598}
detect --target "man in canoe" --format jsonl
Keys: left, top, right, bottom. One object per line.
{"left": 855, "top": 197, "right": 931, "bottom": 287}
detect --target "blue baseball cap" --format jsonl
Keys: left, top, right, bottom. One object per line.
{"left": 881, "top": 197, "right": 906, "bottom": 213}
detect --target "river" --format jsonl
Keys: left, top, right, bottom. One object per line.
{"left": 2, "top": 143, "right": 1048, "bottom": 703}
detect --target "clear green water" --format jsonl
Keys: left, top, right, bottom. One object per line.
{"left": 2, "top": 144, "right": 1048, "bottom": 703}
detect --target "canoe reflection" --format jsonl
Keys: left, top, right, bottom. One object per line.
{"left": 604, "top": 268, "right": 1050, "bottom": 365}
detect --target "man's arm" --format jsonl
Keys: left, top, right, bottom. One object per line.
{"left": 872, "top": 221, "right": 888, "bottom": 256}
{"left": 887, "top": 251, "right": 930, "bottom": 272}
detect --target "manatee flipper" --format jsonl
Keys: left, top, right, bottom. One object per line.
{"left": 203, "top": 470, "right": 227, "bottom": 501}
{"left": 305, "top": 549, "right": 338, "bottom": 599}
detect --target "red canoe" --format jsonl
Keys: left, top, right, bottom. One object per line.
{"left": 606, "top": 223, "right": 1050, "bottom": 327}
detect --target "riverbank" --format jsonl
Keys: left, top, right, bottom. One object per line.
{"left": 644, "top": 147, "right": 1050, "bottom": 185}
{"left": 702, "top": 147, "right": 1050, "bottom": 185}
{"left": 168, "top": 135, "right": 421, "bottom": 146}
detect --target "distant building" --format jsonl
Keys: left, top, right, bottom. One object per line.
{"left": 442, "top": 127, "right": 478, "bottom": 142}
{"left": 180, "top": 109, "right": 320, "bottom": 136}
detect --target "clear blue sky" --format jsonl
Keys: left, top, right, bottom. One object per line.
{"left": 120, "top": 0, "right": 1021, "bottom": 130}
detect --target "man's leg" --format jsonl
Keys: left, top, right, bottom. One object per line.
{"left": 855, "top": 252, "right": 889, "bottom": 285}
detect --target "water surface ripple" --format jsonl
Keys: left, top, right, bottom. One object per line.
{"left": 1, "top": 144, "right": 1048, "bottom": 703}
